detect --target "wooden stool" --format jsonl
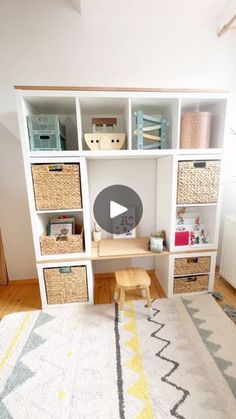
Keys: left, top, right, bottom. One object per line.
{"left": 114, "top": 267, "right": 153, "bottom": 322}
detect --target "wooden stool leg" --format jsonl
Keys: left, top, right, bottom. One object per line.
{"left": 114, "top": 284, "right": 119, "bottom": 302}
{"left": 119, "top": 289, "right": 125, "bottom": 322}
{"left": 141, "top": 289, "right": 146, "bottom": 298}
{"left": 145, "top": 286, "right": 153, "bottom": 318}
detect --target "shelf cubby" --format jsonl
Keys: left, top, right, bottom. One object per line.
{"left": 34, "top": 211, "right": 85, "bottom": 260}
{"left": 37, "top": 260, "right": 94, "bottom": 308}
{"left": 180, "top": 98, "right": 227, "bottom": 150}
{"left": 22, "top": 95, "right": 79, "bottom": 153}
{"left": 172, "top": 205, "right": 218, "bottom": 251}
{"left": 78, "top": 97, "right": 130, "bottom": 151}
{"left": 131, "top": 98, "right": 180, "bottom": 150}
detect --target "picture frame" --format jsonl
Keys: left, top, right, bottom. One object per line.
{"left": 112, "top": 207, "right": 136, "bottom": 239}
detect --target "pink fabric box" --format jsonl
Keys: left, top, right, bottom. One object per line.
{"left": 175, "top": 231, "right": 189, "bottom": 246}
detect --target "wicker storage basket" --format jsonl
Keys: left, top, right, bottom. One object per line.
{"left": 40, "top": 225, "right": 83, "bottom": 256}
{"left": 177, "top": 160, "right": 220, "bottom": 204}
{"left": 44, "top": 266, "right": 88, "bottom": 304}
{"left": 31, "top": 164, "right": 82, "bottom": 210}
{"left": 174, "top": 256, "right": 210, "bottom": 276}
{"left": 173, "top": 274, "right": 209, "bottom": 294}
{"left": 180, "top": 112, "right": 211, "bottom": 149}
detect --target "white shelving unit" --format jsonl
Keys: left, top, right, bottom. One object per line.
{"left": 15, "top": 87, "right": 228, "bottom": 305}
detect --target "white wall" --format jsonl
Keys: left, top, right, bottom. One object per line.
{"left": 0, "top": 0, "right": 236, "bottom": 278}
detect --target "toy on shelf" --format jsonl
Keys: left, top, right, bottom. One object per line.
{"left": 92, "top": 221, "right": 102, "bottom": 242}
{"left": 134, "top": 111, "right": 168, "bottom": 150}
{"left": 84, "top": 118, "right": 125, "bottom": 150}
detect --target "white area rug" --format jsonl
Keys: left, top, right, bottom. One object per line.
{"left": 0, "top": 294, "right": 236, "bottom": 418}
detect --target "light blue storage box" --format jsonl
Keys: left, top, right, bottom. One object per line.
{"left": 27, "top": 115, "right": 66, "bottom": 151}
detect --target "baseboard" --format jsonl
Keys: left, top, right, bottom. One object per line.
{"left": 9, "top": 278, "right": 38, "bottom": 285}
{"left": 8, "top": 270, "right": 156, "bottom": 284}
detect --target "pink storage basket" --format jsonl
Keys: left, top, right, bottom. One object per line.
{"left": 180, "top": 112, "right": 211, "bottom": 149}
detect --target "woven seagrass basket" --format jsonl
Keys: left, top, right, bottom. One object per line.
{"left": 31, "top": 164, "right": 82, "bottom": 210}
{"left": 40, "top": 225, "right": 83, "bottom": 256}
{"left": 173, "top": 274, "right": 209, "bottom": 294}
{"left": 180, "top": 112, "right": 211, "bottom": 149}
{"left": 174, "top": 256, "right": 210, "bottom": 276}
{"left": 44, "top": 266, "right": 88, "bottom": 304}
{"left": 177, "top": 160, "right": 220, "bottom": 204}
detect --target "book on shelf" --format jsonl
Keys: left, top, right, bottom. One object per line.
{"left": 47, "top": 217, "right": 75, "bottom": 237}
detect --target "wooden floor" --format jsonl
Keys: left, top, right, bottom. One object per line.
{"left": 0, "top": 271, "right": 236, "bottom": 319}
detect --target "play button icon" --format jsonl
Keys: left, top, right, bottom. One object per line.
{"left": 110, "top": 201, "right": 128, "bottom": 219}
{"left": 93, "top": 185, "right": 143, "bottom": 235}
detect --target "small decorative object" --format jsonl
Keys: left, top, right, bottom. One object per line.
{"left": 134, "top": 111, "right": 169, "bottom": 150}
{"left": 180, "top": 112, "right": 211, "bottom": 149}
{"left": 150, "top": 237, "right": 164, "bottom": 252}
{"left": 177, "top": 207, "right": 186, "bottom": 224}
{"left": 112, "top": 207, "right": 136, "bottom": 239}
{"left": 149, "top": 230, "right": 166, "bottom": 252}
{"left": 92, "top": 221, "right": 102, "bottom": 242}
{"left": 85, "top": 118, "right": 125, "bottom": 150}
{"left": 175, "top": 230, "right": 189, "bottom": 246}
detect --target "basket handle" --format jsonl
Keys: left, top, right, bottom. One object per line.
{"left": 59, "top": 267, "right": 72, "bottom": 274}
{"left": 56, "top": 235, "right": 68, "bottom": 242}
{"left": 48, "top": 164, "right": 63, "bottom": 172}
{"left": 39, "top": 135, "right": 50, "bottom": 140}
{"left": 193, "top": 161, "right": 206, "bottom": 169}
{"left": 187, "top": 257, "right": 198, "bottom": 263}
{"left": 186, "top": 276, "right": 197, "bottom": 282}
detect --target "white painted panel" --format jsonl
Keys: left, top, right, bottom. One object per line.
{"left": 156, "top": 156, "right": 173, "bottom": 250}
{"left": 154, "top": 255, "right": 169, "bottom": 297}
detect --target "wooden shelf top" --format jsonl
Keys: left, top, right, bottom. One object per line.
{"left": 37, "top": 238, "right": 217, "bottom": 264}
{"left": 91, "top": 237, "right": 169, "bottom": 260}
{"left": 14, "top": 85, "right": 228, "bottom": 93}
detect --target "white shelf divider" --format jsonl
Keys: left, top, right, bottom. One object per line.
{"left": 75, "top": 97, "right": 83, "bottom": 151}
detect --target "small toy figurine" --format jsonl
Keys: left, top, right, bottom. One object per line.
{"left": 92, "top": 221, "right": 102, "bottom": 242}
{"left": 177, "top": 207, "right": 186, "bottom": 225}
{"left": 190, "top": 231, "right": 195, "bottom": 245}
{"left": 200, "top": 229, "right": 209, "bottom": 243}
{"left": 193, "top": 216, "right": 201, "bottom": 231}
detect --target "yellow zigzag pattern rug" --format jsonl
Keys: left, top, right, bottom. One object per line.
{"left": 1, "top": 296, "right": 236, "bottom": 418}
{"left": 122, "top": 301, "right": 154, "bottom": 419}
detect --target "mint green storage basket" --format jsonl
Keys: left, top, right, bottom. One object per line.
{"left": 27, "top": 115, "right": 66, "bottom": 151}
{"left": 29, "top": 133, "right": 66, "bottom": 151}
